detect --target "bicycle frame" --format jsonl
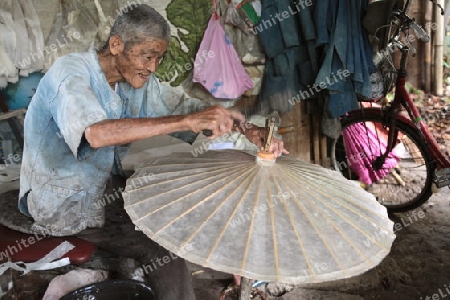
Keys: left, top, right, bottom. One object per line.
{"left": 347, "top": 46, "right": 450, "bottom": 172}
{"left": 336, "top": 0, "right": 449, "bottom": 206}
{"left": 395, "top": 49, "right": 450, "bottom": 169}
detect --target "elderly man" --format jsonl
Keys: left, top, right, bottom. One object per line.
{"left": 17, "top": 4, "right": 287, "bottom": 299}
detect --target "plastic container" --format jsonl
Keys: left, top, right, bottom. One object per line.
{"left": 60, "top": 279, "right": 156, "bottom": 300}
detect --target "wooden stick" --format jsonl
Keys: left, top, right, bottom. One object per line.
{"left": 239, "top": 277, "right": 252, "bottom": 300}
{"left": 424, "top": 0, "right": 433, "bottom": 93}
{"left": 433, "top": 0, "right": 445, "bottom": 95}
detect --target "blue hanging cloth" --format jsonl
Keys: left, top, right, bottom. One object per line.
{"left": 256, "top": 0, "right": 318, "bottom": 114}
{"left": 315, "top": 0, "right": 376, "bottom": 118}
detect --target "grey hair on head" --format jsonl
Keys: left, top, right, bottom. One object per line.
{"left": 100, "top": 4, "right": 170, "bottom": 52}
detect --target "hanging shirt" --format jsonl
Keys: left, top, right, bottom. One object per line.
{"left": 18, "top": 48, "right": 208, "bottom": 236}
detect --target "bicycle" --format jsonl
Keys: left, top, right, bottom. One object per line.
{"left": 332, "top": 0, "right": 450, "bottom": 212}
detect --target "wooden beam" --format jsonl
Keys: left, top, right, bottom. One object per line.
{"left": 0, "top": 109, "right": 27, "bottom": 121}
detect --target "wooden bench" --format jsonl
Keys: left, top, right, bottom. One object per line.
{"left": 0, "top": 225, "right": 96, "bottom": 265}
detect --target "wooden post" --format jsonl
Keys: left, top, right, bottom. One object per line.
{"left": 279, "top": 101, "right": 310, "bottom": 162}
{"left": 433, "top": 0, "right": 445, "bottom": 95}
{"left": 424, "top": 0, "right": 433, "bottom": 93}
{"left": 320, "top": 133, "right": 328, "bottom": 167}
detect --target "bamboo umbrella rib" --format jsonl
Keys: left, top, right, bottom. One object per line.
{"left": 178, "top": 165, "right": 258, "bottom": 251}
{"left": 130, "top": 166, "right": 247, "bottom": 221}
{"left": 312, "top": 196, "right": 391, "bottom": 252}
{"left": 269, "top": 171, "right": 315, "bottom": 278}
{"left": 151, "top": 155, "right": 248, "bottom": 164}
{"left": 135, "top": 160, "right": 236, "bottom": 170}
{"left": 129, "top": 167, "right": 244, "bottom": 216}
{"left": 142, "top": 158, "right": 251, "bottom": 171}
{"left": 285, "top": 175, "right": 388, "bottom": 256}
{"left": 206, "top": 169, "right": 261, "bottom": 263}
{"left": 240, "top": 167, "right": 264, "bottom": 272}
{"left": 145, "top": 162, "right": 237, "bottom": 173}
{"left": 127, "top": 164, "right": 245, "bottom": 211}
{"left": 283, "top": 161, "right": 337, "bottom": 176}
{"left": 275, "top": 169, "right": 347, "bottom": 270}
{"left": 286, "top": 166, "right": 365, "bottom": 220}
{"left": 154, "top": 166, "right": 257, "bottom": 237}
{"left": 267, "top": 168, "right": 302, "bottom": 279}
{"left": 306, "top": 180, "right": 386, "bottom": 232}
{"left": 283, "top": 163, "right": 366, "bottom": 198}
{"left": 288, "top": 170, "right": 392, "bottom": 248}
{"left": 267, "top": 172, "right": 281, "bottom": 281}
{"left": 129, "top": 165, "right": 235, "bottom": 194}
{"left": 128, "top": 163, "right": 247, "bottom": 195}
{"left": 292, "top": 183, "right": 371, "bottom": 263}
{"left": 275, "top": 168, "right": 349, "bottom": 269}
{"left": 282, "top": 165, "right": 392, "bottom": 222}
{"left": 282, "top": 162, "right": 346, "bottom": 184}
{"left": 282, "top": 165, "right": 365, "bottom": 200}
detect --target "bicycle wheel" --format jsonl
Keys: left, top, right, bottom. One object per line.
{"left": 333, "top": 111, "right": 435, "bottom": 212}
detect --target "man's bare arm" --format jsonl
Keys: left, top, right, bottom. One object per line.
{"left": 85, "top": 106, "right": 245, "bottom": 148}
{"left": 85, "top": 115, "right": 188, "bottom": 148}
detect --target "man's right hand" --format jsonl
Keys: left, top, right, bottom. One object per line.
{"left": 184, "top": 106, "right": 245, "bottom": 139}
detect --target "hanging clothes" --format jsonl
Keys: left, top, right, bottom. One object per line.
{"left": 256, "top": 0, "right": 318, "bottom": 114}
{"left": 315, "top": 0, "right": 376, "bottom": 118}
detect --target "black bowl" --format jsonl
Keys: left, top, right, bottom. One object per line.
{"left": 60, "top": 279, "right": 156, "bottom": 300}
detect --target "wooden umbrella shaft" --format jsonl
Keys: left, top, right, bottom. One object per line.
{"left": 264, "top": 117, "right": 276, "bottom": 153}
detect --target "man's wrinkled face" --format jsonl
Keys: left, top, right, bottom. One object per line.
{"left": 117, "top": 38, "right": 168, "bottom": 88}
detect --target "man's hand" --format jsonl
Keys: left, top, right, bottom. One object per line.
{"left": 184, "top": 106, "right": 245, "bottom": 139}
{"left": 240, "top": 124, "right": 289, "bottom": 158}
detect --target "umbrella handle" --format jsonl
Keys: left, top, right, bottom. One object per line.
{"left": 263, "top": 117, "right": 276, "bottom": 153}
{"left": 254, "top": 117, "right": 277, "bottom": 163}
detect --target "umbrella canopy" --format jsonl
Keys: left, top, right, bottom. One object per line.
{"left": 123, "top": 150, "right": 395, "bottom": 284}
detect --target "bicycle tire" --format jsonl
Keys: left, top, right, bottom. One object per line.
{"left": 334, "top": 111, "right": 436, "bottom": 212}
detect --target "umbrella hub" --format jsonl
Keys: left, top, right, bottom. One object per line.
{"left": 256, "top": 151, "right": 276, "bottom": 166}
{"left": 256, "top": 116, "right": 277, "bottom": 166}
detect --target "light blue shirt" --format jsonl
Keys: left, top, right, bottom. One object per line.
{"left": 19, "top": 48, "right": 208, "bottom": 236}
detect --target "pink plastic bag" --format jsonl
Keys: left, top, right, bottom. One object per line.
{"left": 193, "top": 14, "right": 254, "bottom": 99}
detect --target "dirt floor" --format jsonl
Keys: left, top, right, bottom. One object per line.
{"left": 359, "top": 189, "right": 450, "bottom": 300}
